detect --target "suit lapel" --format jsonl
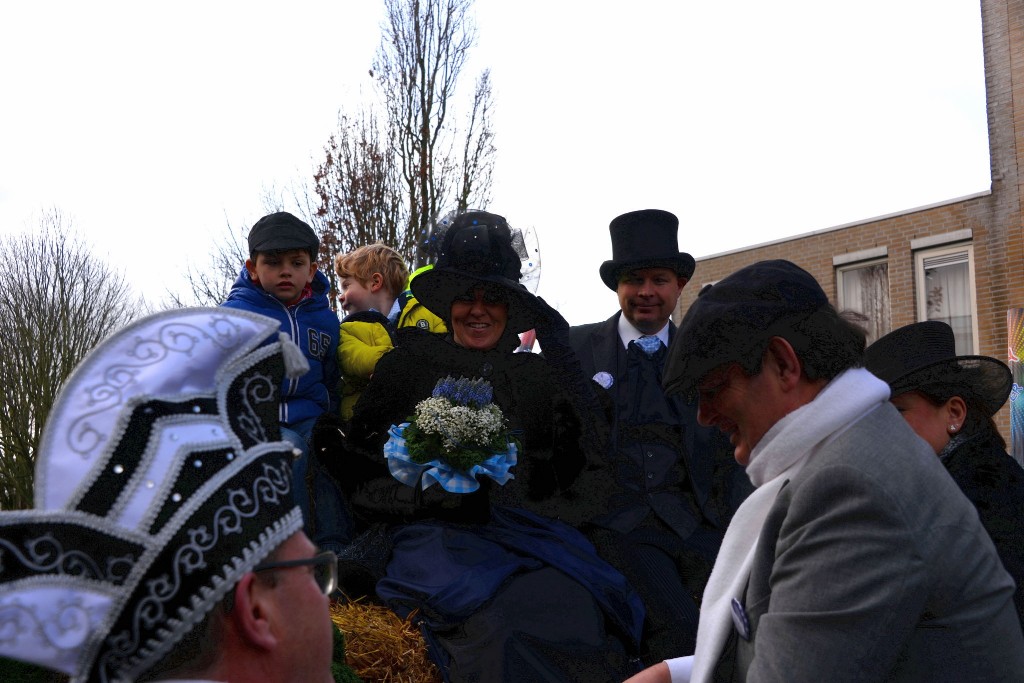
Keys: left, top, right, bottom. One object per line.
{"left": 587, "top": 313, "right": 624, "bottom": 382}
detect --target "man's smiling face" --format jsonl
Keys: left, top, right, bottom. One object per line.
{"left": 616, "top": 267, "right": 686, "bottom": 334}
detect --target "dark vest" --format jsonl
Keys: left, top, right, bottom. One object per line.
{"left": 592, "top": 338, "right": 701, "bottom": 538}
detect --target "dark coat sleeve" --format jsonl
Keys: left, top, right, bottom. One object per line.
{"left": 321, "top": 331, "right": 597, "bottom": 530}
{"left": 943, "top": 433, "right": 1024, "bottom": 628}
{"left": 312, "top": 333, "right": 482, "bottom": 527}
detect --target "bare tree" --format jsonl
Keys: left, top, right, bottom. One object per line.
{"left": 186, "top": 0, "right": 498, "bottom": 306}
{"left": 454, "top": 69, "right": 496, "bottom": 212}
{"left": 170, "top": 216, "right": 249, "bottom": 308}
{"left": 172, "top": 183, "right": 296, "bottom": 308}
{"left": 305, "top": 0, "right": 496, "bottom": 298}
{"left": 0, "top": 211, "right": 140, "bottom": 509}
{"left": 311, "top": 109, "right": 403, "bottom": 304}
{"left": 367, "top": 0, "right": 495, "bottom": 265}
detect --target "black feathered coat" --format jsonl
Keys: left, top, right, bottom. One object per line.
{"left": 328, "top": 328, "right": 610, "bottom": 532}
{"left": 941, "top": 430, "right": 1024, "bottom": 628}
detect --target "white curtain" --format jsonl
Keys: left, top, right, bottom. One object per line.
{"left": 840, "top": 263, "right": 891, "bottom": 344}
{"left": 923, "top": 252, "right": 973, "bottom": 354}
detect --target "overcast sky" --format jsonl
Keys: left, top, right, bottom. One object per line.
{"left": 0, "top": 0, "right": 990, "bottom": 326}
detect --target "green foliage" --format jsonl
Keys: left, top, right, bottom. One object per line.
{"left": 0, "top": 657, "right": 67, "bottom": 682}
{"left": 331, "top": 623, "right": 363, "bottom": 683}
{"left": 405, "top": 420, "right": 501, "bottom": 471}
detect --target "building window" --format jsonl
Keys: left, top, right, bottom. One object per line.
{"left": 914, "top": 243, "right": 978, "bottom": 354}
{"left": 837, "top": 259, "right": 891, "bottom": 345}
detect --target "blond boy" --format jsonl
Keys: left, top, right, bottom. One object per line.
{"left": 335, "top": 243, "right": 445, "bottom": 420}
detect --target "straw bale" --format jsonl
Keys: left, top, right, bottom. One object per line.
{"left": 330, "top": 598, "right": 443, "bottom": 683}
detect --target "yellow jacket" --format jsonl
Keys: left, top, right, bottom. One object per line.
{"left": 337, "top": 290, "right": 447, "bottom": 420}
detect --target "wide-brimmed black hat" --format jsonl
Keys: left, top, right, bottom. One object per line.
{"left": 599, "top": 209, "right": 695, "bottom": 290}
{"left": 864, "top": 320, "right": 1011, "bottom": 416}
{"left": 412, "top": 210, "right": 538, "bottom": 334}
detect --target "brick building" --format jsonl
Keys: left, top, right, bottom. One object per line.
{"left": 676, "top": 0, "right": 1023, "bottom": 450}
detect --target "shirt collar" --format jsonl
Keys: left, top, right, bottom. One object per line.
{"left": 386, "top": 298, "right": 402, "bottom": 325}
{"left": 617, "top": 315, "right": 670, "bottom": 349}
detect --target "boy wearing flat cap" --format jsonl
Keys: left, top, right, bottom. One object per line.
{"left": 221, "top": 211, "right": 347, "bottom": 553}
{"left": 568, "top": 209, "right": 750, "bottom": 664}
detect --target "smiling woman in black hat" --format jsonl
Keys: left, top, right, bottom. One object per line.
{"left": 317, "top": 210, "right": 643, "bottom": 681}
{"left": 865, "top": 320, "right": 1024, "bottom": 627}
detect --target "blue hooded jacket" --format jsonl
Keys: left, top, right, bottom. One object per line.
{"left": 221, "top": 267, "right": 340, "bottom": 426}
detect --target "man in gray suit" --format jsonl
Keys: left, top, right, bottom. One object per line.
{"left": 627, "top": 259, "right": 1024, "bottom": 682}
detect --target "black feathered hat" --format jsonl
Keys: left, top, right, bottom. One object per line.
{"left": 599, "top": 209, "right": 695, "bottom": 290}
{"left": 864, "top": 320, "right": 1011, "bottom": 416}
{"left": 412, "top": 210, "right": 538, "bottom": 334}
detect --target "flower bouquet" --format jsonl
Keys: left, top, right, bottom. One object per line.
{"left": 384, "top": 376, "right": 518, "bottom": 493}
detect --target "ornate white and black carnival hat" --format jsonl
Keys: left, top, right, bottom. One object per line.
{"left": 0, "top": 308, "right": 307, "bottom": 682}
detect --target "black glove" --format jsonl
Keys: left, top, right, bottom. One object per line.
{"left": 311, "top": 412, "right": 366, "bottom": 490}
{"left": 529, "top": 295, "right": 569, "bottom": 334}
{"left": 527, "top": 300, "right": 612, "bottom": 462}
{"left": 350, "top": 475, "right": 488, "bottom": 525}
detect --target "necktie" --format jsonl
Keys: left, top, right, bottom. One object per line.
{"left": 635, "top": 335, "right": 662, "bottom": 357}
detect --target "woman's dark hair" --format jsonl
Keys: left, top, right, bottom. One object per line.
{"left": 913, "top": 382, "right": 1006, "bottom": 449}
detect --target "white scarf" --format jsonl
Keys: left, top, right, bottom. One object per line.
{"left": 679, "top": 368, "right": 890, "bottom": 683}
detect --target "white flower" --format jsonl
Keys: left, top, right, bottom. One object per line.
{"left": 413, "top": 395, "right": 505, "bottom": 453}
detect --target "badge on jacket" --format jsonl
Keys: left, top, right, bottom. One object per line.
{"left": 731, "top": 598, "right": 751, "bottom": 641}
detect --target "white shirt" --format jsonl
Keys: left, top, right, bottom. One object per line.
{"left": 616, "top": 315, "right": 670, "bottom": 350}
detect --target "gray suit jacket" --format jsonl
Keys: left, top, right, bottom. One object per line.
{"left": 726, "top": 402, "right": 1024, "bottom": 682}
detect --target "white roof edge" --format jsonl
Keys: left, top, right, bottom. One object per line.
{"left": 695, "top": 189, "right": 993, "bottom": 262}
{"left": 833, "top": 245, "right": 888, "bottom": 266}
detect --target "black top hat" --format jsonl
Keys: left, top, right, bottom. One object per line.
{"left": 412, "top": 210, "right": 538, "bottom": 335}
{"left": 598, "top": 209, "right": 695, "bottom": 290}
{"left": 864, "top": 320, "right": 1012, "bottom": 417}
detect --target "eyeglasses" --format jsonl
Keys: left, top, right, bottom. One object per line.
{"left": 253, "top": 550, "right": 338, "bottom": 596}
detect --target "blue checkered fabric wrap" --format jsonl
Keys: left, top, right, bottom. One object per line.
{"left": 384, "top": 423, "right": 517, "bottom": 493}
